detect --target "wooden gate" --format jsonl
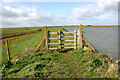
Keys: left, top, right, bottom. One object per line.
{"left": 48, "top": 30, "right": 77, "bottom": 50}
{"left": 36, "top": 25, "right": 96, "bottom": 52}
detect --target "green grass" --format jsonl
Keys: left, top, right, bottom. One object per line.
{"left": 2, "top": 27, "right": 67, "bottom": 63}
{"left": 2, "top": 50, "right": 118, "bottom": 78}
{"left": 2, "top": 27, "right": 42, "bottom": 39}
{"left": 1, "top": 27, "right": 119, "bottom": 78}
{"left": 2, "top": 32, "right": 44, "bottom": 63}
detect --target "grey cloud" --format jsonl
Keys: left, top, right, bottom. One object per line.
{"left": 2, "top": 9, "right": 19, "bottom": 18}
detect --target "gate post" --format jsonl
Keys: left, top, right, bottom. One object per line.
{"left": 48, "top": 31, "right": 50, "bottom": 49}
{"left": 74, "top": 30, "right": 77, "bottom": 49}
{"left": 58, "top": 30, "right": 61, "bottom": 50}
{"left": 44, "top": 26, "right": 48, "bottom": 50}
{"left": 79, "top": 24, "right": 83, "bottom": 49}
{"left": 77, "top": 30, "right": 79, "bottom": 49}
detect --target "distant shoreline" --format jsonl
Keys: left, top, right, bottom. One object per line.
{"left": 1, "top": 25, "right": 120, "bottom": 28}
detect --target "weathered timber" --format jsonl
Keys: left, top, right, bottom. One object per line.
{"left": 49, "top": 43, "right": 59, "bottom": 45}
{"left": 74, "top": 30, "right": 77, "bottom": 49}
{"left": 58, "top": 30, "right": 62, "bottom": 50}
{"left": 64, "top": 40, "right": 74, "bottom": 41}
{"left": 49, "top": 38, "right": 59, "bottom": 39}
{"left": 64, "top": 44, "right": 75, "bottom": 45}
{"left": 63, "top": 36, "right": 74, "bottom": 38}
{"left": 49, "top": 48, "right": 58, "bottom": 50}
{"left": 79, "top": 24, "right": 83, "bottom": 49}
{"left": 5, "top": 40, "right": 10, "bottom": 60}
{"left": 62, "top": 32, "right": 74, "bottom": 33}
{"left": 64, "top": 47, "right": 75, "bottom": 49}
{"left": 36, "top": 37, "right": 45, "bottom": 52}
{"left": 44, "top": 26, "right": 48, "bottom": 49}
{"left": 83, "top": 36, "right": 96, "bottom": 52}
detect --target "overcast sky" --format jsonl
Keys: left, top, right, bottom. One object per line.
{"left": 0, "top": 0, "right": 119, "bottom": 28}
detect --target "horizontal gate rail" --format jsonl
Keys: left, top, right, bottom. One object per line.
{"left": 49, "top": 43, "right": 59, "bottom": 45}
{"left": 49, "top": 38, "right": 60, "bottom": 39}
{"left": 62, "top": 32, "right": 74, "bottom": 33}
{"left": 63, "top": 36, "right": 74, "bottom": 38}
{"left": 64, "top": 47, "right": 75, "bottom": 49}
{"left": 49, "top": 48, "right": 58, "bottom": 50}
{"left": 64, "top": 43, "right": 74, "bottom": 45}
{"left": 49, "top": 32, "right": 58, "bottom": 34}
{"left": 64, "top": 40, "right": 74, "bottom": 42}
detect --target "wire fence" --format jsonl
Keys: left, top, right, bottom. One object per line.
{"left": 2, "top": 33, "right": 44, "bottom": 63}
{"left": 63, "top": 26, "right": 119, "bottom": 61}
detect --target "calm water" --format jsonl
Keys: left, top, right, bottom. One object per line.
{"left": 62, "top": 27, "right": 119, "bottom": 61}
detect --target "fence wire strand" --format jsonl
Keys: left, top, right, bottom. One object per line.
{"left": 63, "top": 27, "right": 119, "bottom": 61}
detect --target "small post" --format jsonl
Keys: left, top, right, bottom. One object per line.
{"left": 58, "top": 30, "right": 61, "bottom": 50}
{"left": 74, "top": 30, "right": 77, "bottom": 49}
{"left": 44, "top": 26, "right": 48, "bottom": 49}
{"left": 5, "top": 40, "right": 10, "bottom": 60}
{"left": 79, "top": 24, "right": 83, "bottom": 49}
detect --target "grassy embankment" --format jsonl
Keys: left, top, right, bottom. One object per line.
{"left": 1, "top": 27, "right": 119, "bottom": 78}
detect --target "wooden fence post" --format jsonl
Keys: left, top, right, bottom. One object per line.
{"left": 58, "top": 30, "right": 61, "bottom": 50}
{"left": 74, "top": 30, "right": 77, "bottom": 49}
{"left": 5, "top": 40, "right": 10, "bottom": 60}
{"left": 79, "top": 24, "right": 83, "bottom": 49}
{"left": 44, "top": 26, "right": 48, "bottom": 50}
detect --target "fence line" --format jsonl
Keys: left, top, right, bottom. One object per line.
{"left": 62, "top": 25, "right": 119, "bottom": 61}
